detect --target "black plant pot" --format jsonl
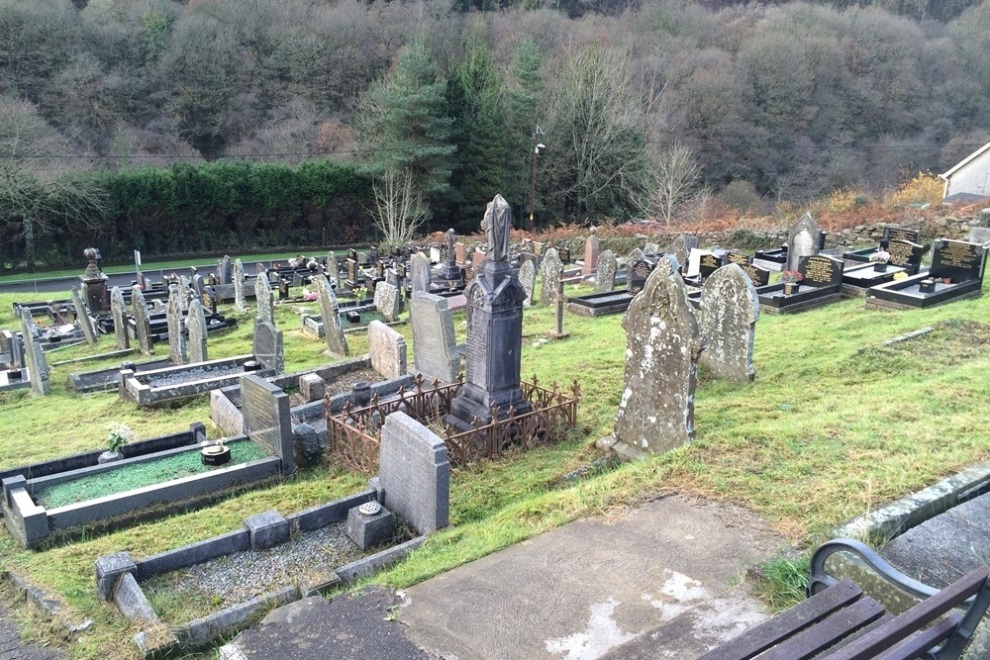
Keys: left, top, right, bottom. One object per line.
{"left": 873, "top": 262, "right": 888, "bottom": 272}
{"left": 201, "top": 445, "right": 231, "bottom": 466}
{"left": 919, "top": 279, "right": 936, "bottom": 294}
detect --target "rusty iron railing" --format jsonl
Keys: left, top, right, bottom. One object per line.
{"left": 325, "top": 373, "right": 580, "bottom": 474}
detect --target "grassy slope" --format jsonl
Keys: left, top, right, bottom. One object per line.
{"left": 0, "top": 279, "right": 988, "bottom": 657}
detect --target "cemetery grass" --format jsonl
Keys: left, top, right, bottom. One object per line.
{"left": 1, "top": 283, "right": 990, "bottom": 655}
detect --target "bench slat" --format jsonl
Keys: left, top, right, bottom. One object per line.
{"left": 874, "top": 612, "right": 963, "bottom": 660}
{"left": 696, "top": 580, "right": 864, "bottom": 660}
{"left": 823, "top": 567, "right": 990, "bottom": 660}
{"left": 759, "top": 597, "right": 886, "bottom": 660}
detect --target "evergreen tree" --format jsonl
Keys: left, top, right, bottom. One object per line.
{"left": 505, "top": 37, "right": 544, "bottom": 225}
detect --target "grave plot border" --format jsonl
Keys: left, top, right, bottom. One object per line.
{"left": 69, "top": 357, "right": 173, "bottom": 393}
{"left": 566, "top": 291, "right": 635, "bottom": 318}
{"left": 840, "top": 263, "right": 916, "bottom": 298}
{"left": 326, "top": 374, "right": 580, "bottom": 474}
{"left": 757, "top": 283, "right": 843, "bottom": 314}
{"left": 120, "top": 355, "right": 275, "bottom": 406}
{"left": 92, "top": 490, "right": 426, "bottom": 658}
{"left": 865, "top": 273, "right": 983, "bottom": 310}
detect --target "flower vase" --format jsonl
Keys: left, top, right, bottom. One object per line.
{"left": 783, "top": 282, "right": 799, "bottom": 295}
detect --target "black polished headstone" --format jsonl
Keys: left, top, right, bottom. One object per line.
{"left": 698, "top": 253, "right": 724, "bottom": 279}
{"left": 798, "top": 254, "right": 843, "bottom": 288}
{"left": 628, "top": 259, "right": 654, "bottom": 294}
{"left": 930, "top": 239, "right": 986, "bottom": 282}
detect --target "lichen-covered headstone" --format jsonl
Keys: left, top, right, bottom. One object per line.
{"left": 786, "top": 212, "right": 821, "bottom": 273}
{"left": 518, "top": 260, "right": 537, "bottom": 307}
{"left": 186, "top": 298, "right": 209, "bottom": 363}
{"left": 71, "top": 287, "right": 97, "bottom": 345}
{"left": 664, "top": 234, "right": 698, "bottom": 268}
{"left": 596, "top": 250, "right": 617, "bottom": 293}
{"left": 698, "top": 264, "right": 759, "bottom": 382}
{"left": 613, "top": 261, "right": 703, "bottom": 454}
{"left": 373, "top": 281, "right": 401, "bottom": 323}
{"left": 643, "top": 242, "right": 660, "bottom": 256}
{"left": 582, "top": 227, "right": 600, "bottom": 276}
{"left": 131, "top": 286, "right": 154, "bottom": 356}
{"left": 410, "top": 292, "right": 460, "bottom": 383}
{"left": 539, "top": 248, "right": 563, "bottom": 305}
{"left": 368, "top": 320, "right": 407, "bottom": 379}
{"left": 410, "top": 251, "right": 432, "bottom": 294}
{"left": 166, "top": 284, "right": 187, "bottom": 364}
{"left": 233, "top": 259, "right": 248, "bottom": 312}
{"left": 110, "top": 287, "right": 129, "bottom": 350}
{"left": 314, "top": 274, "right": 348, "bottom": 357}
{"left": 19, "top": 309, "right": 50, "bottom": 396}
{"left": 255, "top": 268, "right": 275, "bottom": 324}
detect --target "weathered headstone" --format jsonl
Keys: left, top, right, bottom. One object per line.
{"left": 582, "top": 227, "right": 600, "bottom": 276}
{"left": 450, "top": 195, "right": 529, "bottom": 425}
{"left": 373, "top": 281, "right": 401, "bottom": 323}
{"left": 626, "top": 247, "right": 645, "bottom": 263}
{"left": 410, "top": 292, "right": 460, "bottom": 383}
{"left": 217, "top": 255, "right": 232, "bottom": 285}
{"left": 255, "top": 268, "right": 275, "bottom": 324}
{"left": 110, "top": 287, "right": 129, "bottom": 350}
{"left": 233, "top": 259, "right": 248, "bottom": 313}
{"left": 192, "top": 273, "right": 205, "bottom": 298}
{"left": 19, "top": 309, "right": 50, "bottom": 396}
{"left": 240, "top": 374, "right": 294, "bottom": 474}
{"left": 314, "top": 274, "right": 348, "bottom": 357}
{"left": 71, "top": 287, "right": 97, "bottom": 345}
{"left": 518, "top": 260, "right": 537, "bottom": 307}
{"left": 786, "top": 212, "right": 822, "bottom": 272}
{"left": 410, "top": 252, "right": 432, "bottom": 295}
{"left": 166, "top": 284, "right": 187, "bottom": 364}
{"left": 596, "top": 250, "right": 617, "bottom": 293}
{"left": 539, "top": 248, "right": 563, "bottom": 305}
{"left": 186, "top": 298, "right": 208, "bottom": 363}
{"left": 252, "top": 320, "right": 284, "bottom": 373}
{"left": 368, "top": 320, "right": 407, "bottom": 379}
{"left": 613, "top": 261, "right": 702, "bottom": 454}
{"left": 176, "top": 277, "right": 190, "bottom": 312}
{"left": 131, "top": 286, "right": 154, "bottom": 356}
{"left": 643, "top": 242, "right": 660, "bottom": 256}
{"left": 378, "top": 411, "right": 450, "bottom": 534}
{"left": 698, "top": 264, "right": 759, "bottom": 382}
{"left": 665, "top": 235, "right": 699, "bottom": 269}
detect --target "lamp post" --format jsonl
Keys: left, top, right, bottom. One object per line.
{"left": 528, "top": 126, "right": 545, "bottom": 229}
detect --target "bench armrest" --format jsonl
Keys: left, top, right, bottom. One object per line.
{"left": 809, "top": 538, "right": 940, "bottom": 601}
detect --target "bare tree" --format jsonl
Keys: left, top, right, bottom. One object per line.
{"left": 641, "top": 144, "right": 702, "bottom": 224}
{"left": 371, "top": 167, "right": 428, "bottom": 249}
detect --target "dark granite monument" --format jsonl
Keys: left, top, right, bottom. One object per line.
{"left": 81, "top": 247, "right": 110, "bottom": 315}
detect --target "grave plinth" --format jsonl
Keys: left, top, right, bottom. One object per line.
{"left": 866, "top": 238, "right": 986, "bottom": 310}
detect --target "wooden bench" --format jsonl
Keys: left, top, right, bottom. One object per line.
{"left": 698, "top": 538, "right": 990, "bottom": 660}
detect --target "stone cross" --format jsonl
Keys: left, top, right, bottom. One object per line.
{"left": 131, "top": 286, "right": 154, "bottom": 356}
{"left": 596, "top": 250, "right": 617, "bottom": 293}
{"left": 582, "top": 227, "right": 600, "bottom": 276}
{"left": 550, "top": 280, "right": 569, "bottom": 340}
{"left": 167, "top": 284, "right": 187, "bottom": 364}
{"left": 314, "top": 274, "right": 348, "bottom": 357}
{"left": 786, "top": 212, "right": 822, "bottom": 273}
{"left": 613, "top": 261, "right": 703, "bottom": 455}
{"left": 539, "top": 248, "right": 563, "bottom": 305}
{"left": 186, "top": 298, "right": 209, "bottom": 363}
{"left": 255, "top": 268, "right": 275, "bottom": 324}
{"left": 518, "top": 260, "right": 537, "bottom": 307}
{"left": 698, "top": 264, "right": 759, "bottom": 382}
{"left": 110, "top": 287, "right": 129, "bottom": 350}
{"left": 233, "top": 259, "right": 248, "bottom": 312}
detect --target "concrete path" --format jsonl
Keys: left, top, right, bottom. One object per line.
{"left": 0, "top": 603, "right": 66, "bottom": 660}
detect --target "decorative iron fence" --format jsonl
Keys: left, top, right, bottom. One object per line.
{"left": 325, "top": 374, "right": 581, "bottom": 474}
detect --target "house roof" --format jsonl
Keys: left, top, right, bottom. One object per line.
{"left": 941, "top": 140, "right": 990, "bottom": 179}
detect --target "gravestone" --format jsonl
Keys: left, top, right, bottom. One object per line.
{"left": 410, "top": 292, "right": 460, "bottom": 383}
{"left": 626, "top": 247, "right": 645, "bottom": 263}
{"left": 373, "top": 281, "right": 401, "bottom": 323}
{"left": 471, "top": 250, "right": 487, "bottom": 268}
{"left": 740, "top": 262, "right": 771, "bottom": 288}
{"left": 217, "top": 255, "right": 232, "bottom": 285}
{"left": 80, "top": 247, "right": 110, "bottom": 315}
{"left": 252, "top": 320, "right": 284, "bottom": 373}
{"left": 539, "top": 248, "right": 563, "bottom": 305}
{"left": 883, "top": 226, "right": 920, "bottom": 243}
{"left": 233, "top": 259, "right": 248, "bottom": 312}
{"left": 19, "top": 309, "right": 50, "bottom": 396}
{"left": 255, "top": 268, "right": 275, "bottom": 324}
{"left": 378, "top": 411, "right": 450, "bottom": 534}
{"left": 192, "top": 273, "right": 205, "bottom": 298}
{"left": 665, "top": 235, "right": 699, "bottom": 269}
{"left": 131, "top": 286, "right": 154, "bottom": 356}
{"left": 166, "top": 284, "right": 187, "bottom": 364}
{"left": 613, "top": 260, "right": 702, "bottom": 454}
{"left": 930, "top": 239, "right": 986, "bottom": 283}
{"left": 368, "top": 320, "right": 407, "bottom": 379}
{"left": 643, "top": 242, "right": 660, "bottom": 256}
{"left": 798, "top": 254, "right": 843, "bottom": 287}
{"left": 240, "top": 374, "right": 294, "bottom": 474}
{"left": 186, "top": 298, "right": 208, "bottom": 363}
{"left": 582, "top": 227, "right": 600, "bottom": 276}
{"left": 887, "top": 239, "right": 925, "bottom": 274}
{"left": 596, "top": 250, "right": 617, "bottom": 293}
{"left": 439, "top": 229, "right": 462, "bottom": 280}
{"left": 110, "top": 287, "right": 129, "bottom": 350}
{"left": 699, "top": 264, "right": 759, "bottom": 382}
{"left": 314, "top": 274, "right": 348, "bottom": 357}
{"left": 786, "top": 212, "right": 822, "bottom": 272}
{"left": 71, "top": 287, "right": 97, "bottom": 345}
{"left": 698, "top": 253, "right": 724, "bottom": 280}
{"left": 455, "top": 242, "right": 467, "bottom": 266}
{"left": 450, "top": 194, "right": 529, "bottom": 425}
{"left": 518, "top": 260, "right": 537, "bottom": 307}
{"left": 726, "top": 251, "right": 751, "bottom": 266}
{"left": 176, "top": 277, "right": 191, "bottom": 312}
{"left": 968, "top": 226, "right": 990, "bottom": 247}
{"left": 410, "top": 252, "right": 432, "bottom": 294}
{"left": 628, "top": 259, "right": 654, "bottom": 294}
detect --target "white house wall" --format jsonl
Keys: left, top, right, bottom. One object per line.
{"left": 945, "top": 149, "right": 990, "bottom": 198}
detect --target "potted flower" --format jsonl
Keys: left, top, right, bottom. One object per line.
{"left": 781, "top": 270, "right": 803, "bottom": 295}
{"left": 201, "top": 438, "right": 231, "bottom": 466}
{"left": 870, "top": 248, "right": 891, "bottom": 272}
{"left": 99, "top": 423, "right": 135, "bottom": 464}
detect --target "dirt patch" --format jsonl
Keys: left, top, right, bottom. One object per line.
{"left": 841, "top": 319, "right": 990, "bottom": 377}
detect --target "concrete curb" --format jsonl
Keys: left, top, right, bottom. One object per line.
{"left": 3, "top": 570, "right": 92, "bottom": 633}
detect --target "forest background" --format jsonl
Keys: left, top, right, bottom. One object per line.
{"left": 2, "top": 0, "right": 989, "bottom": 267}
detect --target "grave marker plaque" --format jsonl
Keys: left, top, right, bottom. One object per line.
{"left": 883, "top": 226, "right": 919, "bottom": 244}
{"left": 240, "top": 374, "right": 294, "bottom": 474}
{"left": 740, "top": 263, "right": 770, "bottom": 288}
{"left": 698, "top": 253, "right": 724, "bottom": 279}
{"left": 726, "top": 251, "right": 751, "bottom": 266}
{"left": 798, "top": 254, "right": 843, "bottom": 288}
{"left": 887, "top": 239, "right": 925, "bottom": 273}
{"left": 930, "top": 239, "right": 986, "bottom": 283}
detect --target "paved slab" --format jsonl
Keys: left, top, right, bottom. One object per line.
{"left": 0, "top": 602, "right": 66, "bottom": 660}
{"left": 399, "top": 494, "right": 787, "bottom": 660}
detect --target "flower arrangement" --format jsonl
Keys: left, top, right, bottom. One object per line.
{"left": 106, "top": 423, "right": 135, "bottom": 454}
{"left": 870, "top": 248, "right": 891, "bottom": 264}
{"left": 781, "top": 270, "right": 803, "bottom": 284}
